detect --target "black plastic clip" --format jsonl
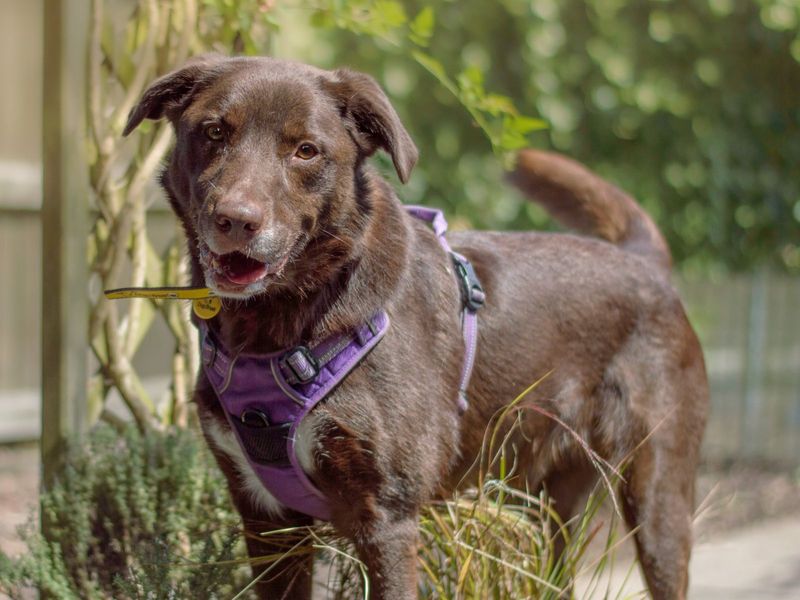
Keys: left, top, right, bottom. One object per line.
{"left": 451, "top": 253, "right": 486, "bottom": 312}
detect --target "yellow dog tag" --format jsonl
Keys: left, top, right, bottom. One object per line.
{"left": 192, "top": 296, "right": 222, "bottom": 319}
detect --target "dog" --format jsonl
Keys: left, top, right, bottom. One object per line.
{"left": 124, "top": 55, "right": 709, "bottom": 600}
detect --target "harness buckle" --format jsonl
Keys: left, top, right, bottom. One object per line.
{"left": 235, "top": 408, "right": 292, "bottom": 466}
{"left": 452, "top": 253, "right": 486, "bottom": 312}
{"left": 240, "top": 408, "right": 271, "bottom": 428}
{"left": 280, "top": 346, "right": 320, "bottom": 384}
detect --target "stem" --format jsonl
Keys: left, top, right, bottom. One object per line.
{"left": 123, "top": 191, "right": 148, "bottom": 356}
{"left": 127, "top": 123, "right": 173, "bottom": 204}
{"left": 110, "top": 0, "right": 160, "bottom": 134}
{"left": 103, "top": 308, "right": 159, "bottom": 431}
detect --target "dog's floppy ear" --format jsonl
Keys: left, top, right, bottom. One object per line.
{"left": 123, "top": 54, "right": 226, "bottom": 136}
{"left": 325, "top": 69, "right": 418, "bottom": 183}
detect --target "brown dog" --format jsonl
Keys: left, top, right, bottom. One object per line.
{"left": 124, "top": 55, "right": 708, "bottom": 599}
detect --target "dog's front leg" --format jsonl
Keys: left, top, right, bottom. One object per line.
{"left": 352, "top": 515, "right": 420, "bottom": 600}
{"left": 219, "top": 458, "right": 315, "bottom": 599}
{"left": 200, "top": 413, "right": 315, "bottom": 599}
{"left": 239, "top": 510, "right": 314, "bottom": 600}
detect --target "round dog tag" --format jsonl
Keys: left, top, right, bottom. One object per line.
{"left": 192, "top": 297, "right": 221, "bottom": 319}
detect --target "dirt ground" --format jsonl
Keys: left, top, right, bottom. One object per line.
{"left": 1, "top": 443, "right": 799, "bottom": 557}
{"left": 0, "top": 443, "right": 39, "bottom": 557}
{"left": 694, "top": 460, "right": 800, "bottom": 541}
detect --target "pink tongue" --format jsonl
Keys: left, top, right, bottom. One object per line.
{"left": 219, "top": 252, "right": 269, "bottom": 285}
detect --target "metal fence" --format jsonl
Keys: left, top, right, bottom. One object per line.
{"left": 678, "top": 271, "right": 800, "bottom": 464}
{"left": 0, "top": 203, "right": 798, "bottom": 463}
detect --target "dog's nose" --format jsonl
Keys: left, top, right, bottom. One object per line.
{"left": 213, "top": 203, "right": 263, "bottom": 239}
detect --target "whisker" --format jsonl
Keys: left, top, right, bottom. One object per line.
{"left": 321, "top": 228, "right": 347, "bottom": 244}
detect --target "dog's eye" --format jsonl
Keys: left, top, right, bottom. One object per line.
{"left": 205, "top": 124, "right": 225, "bottom": 141}
{"left": 295, "top": 143, "right": 318, "bottom": 160}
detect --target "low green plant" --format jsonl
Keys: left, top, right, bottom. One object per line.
{"left": 0, "top": 425, "right": 249, "bottom": 599}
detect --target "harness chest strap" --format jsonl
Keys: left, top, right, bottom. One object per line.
{"left": 199, "top": 311, "right": 390, "bottom": 521}
{"left": 198, "top": 205, "right": 484, "bottom": 520}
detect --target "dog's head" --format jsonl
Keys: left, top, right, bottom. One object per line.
{"left": 125, "top": 55, "right": 417, "bottom": 299}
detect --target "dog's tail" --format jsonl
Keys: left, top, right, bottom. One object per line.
{"left": 508, "top": 149, "right": 672, "bottom": 272}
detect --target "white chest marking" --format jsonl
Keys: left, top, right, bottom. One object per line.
{"left": 203, "top": 419, "right": 285, "bottom": 517}
{"left": 294, "top": 412, "right": 321, "bottom": 474}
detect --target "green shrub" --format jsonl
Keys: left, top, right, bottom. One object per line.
{"left": 0, "top": 425, "right": 249, "bottom": 599}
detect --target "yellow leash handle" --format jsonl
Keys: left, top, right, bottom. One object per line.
{"left": 103, "top": 286, "right": 221, "bottom": 319}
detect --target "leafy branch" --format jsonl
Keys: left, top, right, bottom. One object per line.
{"left": 308, "top": 0, "right": 547, "bottom": 159}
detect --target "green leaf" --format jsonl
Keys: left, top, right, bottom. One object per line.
{"left": 310, "top": 10, "right": 335, "bottom": 29}
{"left": 508, "top": 115, "right": 548, "bottom": 134}
{"left": 412, "top": 50, "right": 446, "bottom": 81}
{"left": 410, "top": 6, "right": 435, "bottom": 46}
{"left": 500, "top": 115, "right": 547, "bottom": 151}
{"left": 457, "top": 65, "right": 484, "bottom": 94}
{"left": 477, "top": 93, "right": 517, "bottom": 117}
{"left": 457, "top": 66, "right": 485, "bottom": 107}
{"left": 374, "top": 0, "right": 407, "bottom": 28}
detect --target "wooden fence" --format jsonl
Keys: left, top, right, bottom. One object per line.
{"left": 0, "top": 198, "right": 798, "bottom": 463}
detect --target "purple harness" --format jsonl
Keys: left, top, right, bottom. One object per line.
{"left": 199, "top": 206, "right": 484, "bottom": 520}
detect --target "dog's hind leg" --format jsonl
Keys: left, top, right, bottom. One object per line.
{"left": 539, "top": 460, "right": 599, "bottom": 562}
{"left": 618, "top": 369, "right": 707, "bottom": 600}
{"left": 620, "top": 439, "right": 696, "bottom": 600}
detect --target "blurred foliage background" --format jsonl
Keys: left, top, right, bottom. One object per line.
{"left": 268, "top": 0, "right": 800, "bottom": 275}
{"left": 65, "top": 0, "right": 800, "bottom": 430}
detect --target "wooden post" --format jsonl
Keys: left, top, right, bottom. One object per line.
{"left": 41, "top": 0, "right": 90, "bottom": 487}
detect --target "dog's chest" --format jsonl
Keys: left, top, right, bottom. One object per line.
{"left": 195, "top": 310, "right": 392, "bottom": 519}
{"left": 202, "top": 410, "right": 323, "bottom": 517}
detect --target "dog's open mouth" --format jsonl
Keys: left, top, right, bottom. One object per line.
{"left": 213, "top": 251, "right": 270, "bottom": 286}
{"left": 200, "top": 237, "right": 300, "bottom": 296}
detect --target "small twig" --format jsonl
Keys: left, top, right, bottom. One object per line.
{"left": 99, "top": 407, "right": 129, "bottom": 432}
{"left": 123, "top": 191, "right": 148, "bottom": 355}
{"left": 127, "top": 123, "right": 173, "bottom": 205}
